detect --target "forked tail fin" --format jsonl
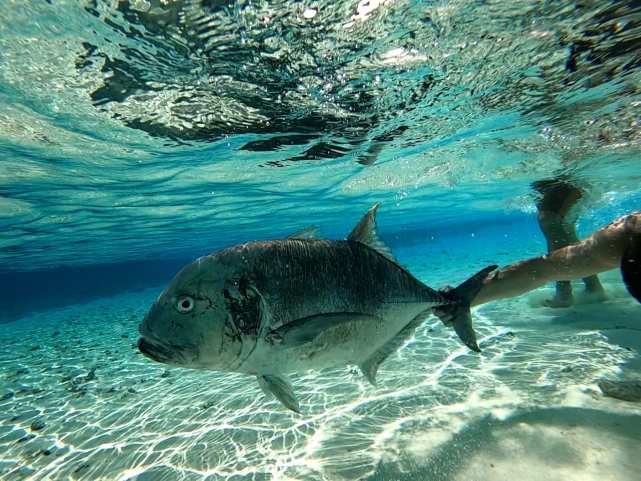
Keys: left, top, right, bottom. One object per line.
{"left": 436, "top": 265, "right": 498, "bottom": 352}
{"left": 622, "top": 235, "right": 641, "bottom": 303}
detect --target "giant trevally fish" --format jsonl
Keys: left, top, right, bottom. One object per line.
{"left": 138, "top": 204, "right": 496, "bottom": 412}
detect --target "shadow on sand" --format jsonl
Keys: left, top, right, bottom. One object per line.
{"left": 367, "top": 406, "right": 641, "bottom": 481}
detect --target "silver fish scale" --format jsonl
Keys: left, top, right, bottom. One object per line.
{"left": 215, "top": 238, "right": 449, "bottom": 331}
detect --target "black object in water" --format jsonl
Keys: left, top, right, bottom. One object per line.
{"left": 621, "top": 234, "right": 641, "bottom": 303}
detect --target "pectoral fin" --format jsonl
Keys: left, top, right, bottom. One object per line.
{"left": 269, "top": 313, "right": 381, "bottom": 347}
{"left": 257, "top": 374, "right": 300, "bottom": 413}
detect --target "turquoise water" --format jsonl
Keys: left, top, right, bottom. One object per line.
{"left": 1, "top": 1, "right": 641, "bottom": 480}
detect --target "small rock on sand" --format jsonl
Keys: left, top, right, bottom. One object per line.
{"left": 73, "top": 463, "right": 90, "bottom": 474}
{"left": 84, "top": 367, "right": 97, "bottom": 382}
{"left": 598, "top": 379, "right": 641, "bottom": 402}
{"left": 17, "top": 434, "right": 36, "bottom": 443}
{"left": 1, "top": 391, "right": 14, "bottom": 401}
{"left": 30, "top": 419, "right": 46, "bottom": 431}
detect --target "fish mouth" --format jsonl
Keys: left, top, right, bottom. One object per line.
{"left": 137, "top": 337, "right": 175, "bottom": 363}
{"left": 137, "top": 337, "right": 198, "bottom": 365}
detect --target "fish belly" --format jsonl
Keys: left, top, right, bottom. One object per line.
{"left": 247, "top": 304, "right": 429, "bottom": 374}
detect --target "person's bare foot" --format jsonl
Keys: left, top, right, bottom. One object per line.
{"left": 583, "top": 275, "right": 607, "bottom": 302}
{"left": 582, "top": 288, "right": 607, "bottom": 303}
{"left": 543, "top": 281, "right": 573, "bottom": 308}
{"left": 543, "top": 295, "right": 574, "bottom": 308}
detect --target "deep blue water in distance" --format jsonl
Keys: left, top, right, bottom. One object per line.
{"left": 1, "top": 1, "right": 641, "bottom": 480}
{"left": 3, "top": 194, "right": 639, "bottom": 323}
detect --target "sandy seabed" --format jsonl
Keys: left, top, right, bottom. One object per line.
{"left": 1, "top": 256, "right": 640, "bottom": 481}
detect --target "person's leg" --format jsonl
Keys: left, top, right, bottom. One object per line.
{"left": 583, "top": 275, "right": 606, "bottom": 295}
{"left": 533, "top": 178, "right": 606, "bottom": 306}
{"left": 537, "top": 210, "right": 575, "bottom": 307}
{"left": 540, "top": 210, "right": 607, "bottom": 301}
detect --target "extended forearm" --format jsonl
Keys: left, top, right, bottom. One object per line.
{"left": 470, "top": 212, "right": 640, "bottom": 306}
{"left": 471, "top": 256, "right": 552, "bottom": 306}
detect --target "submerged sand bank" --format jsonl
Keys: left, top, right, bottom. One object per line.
{"left": 0, "top": 264, "right": 639, "bottom": 481}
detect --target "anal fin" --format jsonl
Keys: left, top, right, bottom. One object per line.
{"left": 359, "top": 310, "right": 429, "bottom": 385}
{"left": 257, "top": 374, "right": 300, "bottom": 413}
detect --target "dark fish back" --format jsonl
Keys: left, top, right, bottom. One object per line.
{"left": 232, "top": 239, "right": 441, "bottom": 325}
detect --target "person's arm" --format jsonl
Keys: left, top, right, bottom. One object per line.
{"left": 471, "top": 211, "right": 641, "bottom": 306}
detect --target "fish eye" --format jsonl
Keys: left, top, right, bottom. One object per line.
{"left": 175, "top": 296, "right": 194, "bottom": 313}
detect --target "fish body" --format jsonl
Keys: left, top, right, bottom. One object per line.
{"left": 214, "top": 238, "right": 443, "bottom": 374}
{"left": 138, "top": 204, "right": 496, "bottom": 411}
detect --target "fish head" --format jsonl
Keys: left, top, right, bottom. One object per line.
{"left": 138, "top": 254, "right": 242, "bottom": 370}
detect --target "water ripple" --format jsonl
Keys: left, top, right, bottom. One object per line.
{"left": 1, "top": 0, "right": 640, "bottom": 269}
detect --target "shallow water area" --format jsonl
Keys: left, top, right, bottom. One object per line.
{"left": 2, "top": 0, "right": 641, "bottom": 479}
{"left": 1, "top": 241, "right": 640, "bottom": 481}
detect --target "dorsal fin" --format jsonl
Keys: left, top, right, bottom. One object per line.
{"left": 286, "top": 226, "right": 321, "bottom": 240}
{"left": 347, "top": 203, "right": 397, "bottom": 262}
